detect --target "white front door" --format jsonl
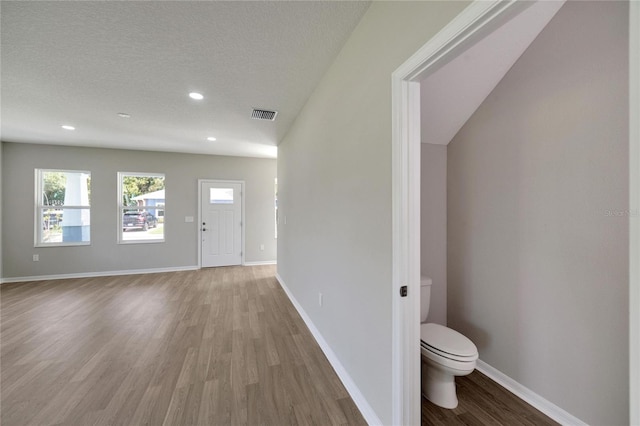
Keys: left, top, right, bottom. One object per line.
{"left": 200, "top": 181, "right": 243, "bottom": 267}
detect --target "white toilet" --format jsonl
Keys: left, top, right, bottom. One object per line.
{"left": 420, "top": 277, "right": 478, "bottom": 409}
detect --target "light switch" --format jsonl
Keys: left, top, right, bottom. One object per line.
{"left": 185, "top": 216, "right": 194, "bottom": 223}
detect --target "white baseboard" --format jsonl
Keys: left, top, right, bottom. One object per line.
{"left": 1, "top": 265, "right": 199, "bottom": 284}
{"left": 475, "top": 360, "right": 586, "bottom": 426}
{"left": 243, "top": 260, "right": 277, "bottom": 266}
{"left": 275, "top": 273, "right": 382, "bottom": 425}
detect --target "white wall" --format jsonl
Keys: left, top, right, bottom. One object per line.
{"left": 420, "top": 143, "right": 447, "bottom": 325}
{"left": 2, "top": 143, "right": 277, "bottom": 279}
{"left": 447, "top": 2, "right": 629, "bottom": 424}
{"left": 276, "top": 1, "right": 470, "bottom": 423}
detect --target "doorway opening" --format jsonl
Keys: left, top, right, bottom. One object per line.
{"left": 391, "top": 1, "right": 639, "bottom": 425}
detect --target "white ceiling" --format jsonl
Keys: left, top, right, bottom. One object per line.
{"left": 421, "top": 1, "right": 565, "bottom": 146}
{"left": 1, "top": 1, "right": 370, "bottom": 159}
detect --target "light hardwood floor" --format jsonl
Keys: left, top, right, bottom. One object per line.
{"left": 1, "top": 265, "right": 366, "bottom": 425}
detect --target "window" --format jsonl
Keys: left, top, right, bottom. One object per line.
{"left": 118, "top": 172, "right": 165, "bottom": 243}
{"left": 35, "top": 169, "right": 91, "bottom": 247}
{"left": 209, "top": 188, "right": 234, "bottom": 204}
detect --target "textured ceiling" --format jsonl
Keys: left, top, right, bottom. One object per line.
{"left": 1, "top": 1, "right": 370, "bottom": 158}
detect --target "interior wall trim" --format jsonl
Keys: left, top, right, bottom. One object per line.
{"left": 243, "top": 260, "right": 277, "bottom": 266}
{"left": 0, "top": 265, "right": 199, "bottom": 284}
{"left": 475, "top": 360, "right": 587, "bottom": 426}
{"left": 275, "top": 273, "right": 382, "bottom": 426}
{"left": 629, "top": 1, "right": 640, "bottom": 424}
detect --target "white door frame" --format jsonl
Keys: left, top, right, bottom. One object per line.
{"left": 629, "top": 2, "right": 639, "bottom": 424}
{"left": 197, "top": 179, "right": 245, "bottom": 268}
{"left": 390, "top": 1, "right": 640, "bottom": 424}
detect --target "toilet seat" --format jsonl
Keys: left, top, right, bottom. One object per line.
{"left": 421, "top": 344, "right": 476, "bottom": 372}
{"left": 421, "top": 341, "right": 476, "bottom": 362}
{"left": 420, "top": 323, "right": 478, "bottom": 362}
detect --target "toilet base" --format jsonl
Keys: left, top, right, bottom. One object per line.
{"left": 422, "top": 360, "right": 473, "bottom": 409}
{"left": 421, "top": 362, "right": 459, "bottom": 409}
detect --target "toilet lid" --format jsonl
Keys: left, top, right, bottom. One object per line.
{"left": 420, "top": 323, "right": 477, "bottom": 358}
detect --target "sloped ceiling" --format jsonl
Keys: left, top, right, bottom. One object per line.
{"left": 421, "top": 1, "right": 565, "bottom": 146}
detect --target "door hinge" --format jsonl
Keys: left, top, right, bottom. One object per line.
{"left": 400, "top": 286, "right": 408, "bottom": 297}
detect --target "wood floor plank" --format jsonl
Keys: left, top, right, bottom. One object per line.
{"left": 422, "top": 362, "right": 559, "bottom": 426}
{"left": 1, "top": 265, "right": 365, "bottom": 425}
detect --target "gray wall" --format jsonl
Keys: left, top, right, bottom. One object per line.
{"left": 2, "top": 143, "right": 277, "bottom": 278}
{"left": 0, "top": 143, "right": 3, "bottom": 280}
{"left": 447, "top": 2, "right": 629, "bottom": 424}
{"left": 421, "top": 143, "right": 447, "bottom": 325}
{"left": 277, "top": 1, "right": 469, "bottom": 423}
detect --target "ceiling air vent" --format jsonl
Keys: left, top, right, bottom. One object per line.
{"left": 251, "top": 108, "right": 278, "bottom": 121}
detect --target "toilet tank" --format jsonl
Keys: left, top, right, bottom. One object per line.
{"left": 420, "top": 277, "right": 432, "bottom": 323}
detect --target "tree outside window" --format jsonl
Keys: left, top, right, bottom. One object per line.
{"left": 35, "top": 169, "right": 91, "bottom": 246}
{"left": 118, "top": 172, "right": 165, "bottom": 243}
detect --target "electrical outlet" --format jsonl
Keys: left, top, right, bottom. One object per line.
{"left": 260, "top": 244, "right": 265, "bottom": 251}
{"left": 33, "top": 254, "right": 39, "bottom": 262}
{"left": 318, "top": 292, "right": 323, "bottom": 307}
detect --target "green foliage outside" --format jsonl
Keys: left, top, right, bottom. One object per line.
{"left": 41, "top": 172, "right": 162, "bottom": 210}
{"left": 42, "top": 172, "right": 65, "bottom": 205}
{"left": 122, "top": 176, "right": 165, "bottom": 206}
{"left": 42, "top": 171, "right": 91, "bottom": 206}
{"left": 41, "top": 172, "right": 161, "bottom": 207}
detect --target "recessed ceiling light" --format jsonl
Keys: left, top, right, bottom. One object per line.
{"left": 207, "top": 137, "right": 217, "bottom": 142}
{"left": 189, "top": 92, "right": 204, "bottom": 100}
{"left": 117, "top": 112, "right": 131, "bottom": 118}
{"left": 61, "top": 125, "right": 75, "bottom": 130}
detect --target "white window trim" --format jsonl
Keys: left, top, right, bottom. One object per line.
{"left": 117, "top": 171, "right": 165, "bottom": 245}
{"left": 34, "top": 168, "right": 91, "bottom": 247}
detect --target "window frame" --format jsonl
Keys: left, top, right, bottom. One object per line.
{"left": 34, "top": 168, "right": 92, "bottom": 247}
{"left": 117, "top": 171, "right": 166, "bottom": 245}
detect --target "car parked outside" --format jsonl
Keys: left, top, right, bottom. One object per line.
{"left": 123, "top": 211, "right": 158, "bottom": 231}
